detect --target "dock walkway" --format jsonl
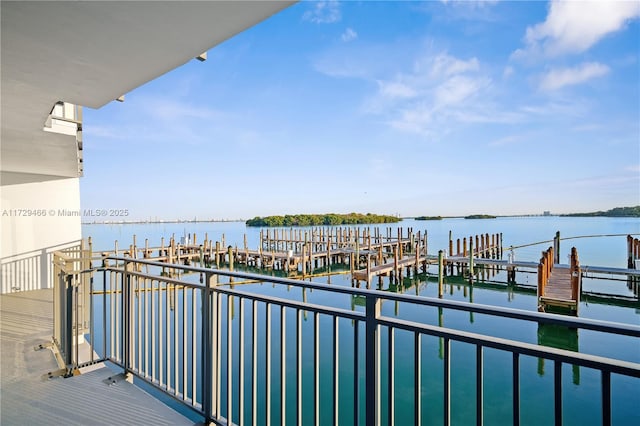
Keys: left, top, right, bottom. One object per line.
{"left": 0, "top": 289, "right": 193, "bottom": 425}
{"left": 537, "top": 247, "right": 581, "bottom": 315}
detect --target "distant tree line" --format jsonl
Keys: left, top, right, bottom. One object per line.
{"left": 561, "top": 206, "right": 640, "bottom": 217}
{"left": 246, "top": 213, "right": 401, "bottom": 227}
{"left": 464, "top": 214, "right": 497, "bottom": 219}
{"left": 415, "top": 216, "right": 443, "bottom": 220}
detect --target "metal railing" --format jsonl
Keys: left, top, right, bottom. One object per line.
{"left": 55, "top": 255, "right": 640, "bottom": 425}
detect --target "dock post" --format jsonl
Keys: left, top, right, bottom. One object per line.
{"left": 553, "top": 231, "right": 560, "bottom": 264}
{"left": 227, "top": 246, "right": 234, "bottom": 271}
{"left": 438, "top": 250, "right": 444, "bottom": 297}
{"left": 349, "top": 252, "right": 354, "bottom": 277}
{"left": 424, "top": 232, "right": 428, "bottom": 258}
{"left": 302, "top": 244, "right": 307, "bottom": 276}
{"left": 469, "top": 239, "right": 475, "bottom": 283}
{"left": 394, "top": 245, "right": 399, "bottom": 284}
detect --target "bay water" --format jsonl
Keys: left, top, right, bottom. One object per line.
{"left": 83, "top": 216, "right": 640, "bottom": 425}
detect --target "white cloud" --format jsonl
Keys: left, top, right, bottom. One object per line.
{"left": 303, "top": 1, "right": 341, "bottom": 24}
{"left": 515, "top": 0, "right": 640, "bottom": 58}
{"left": 503, "top": 66, "right": 514, "bottom": 79}
{"left": 341, "top": 27, "right": 358, "bottom": 42}
{"left": 488, "top": 134, "right": 526, "bottom": 147}
{"left": 370, "top": 52, "right": 495, "bottom": 136}
{"left": 539, "top": 62, "right": 610, "bottom": 91}
{"left": 377, "top": 81, "right": 417, "bottom": 99}
{"left": 440, "top": 0, "right": 499, "bottom": 6}
{"left": 434, "top": 75, "right": 488, "bottom": 106}
{"left": 423, "top": 54, "right": 479, "bottom": 79}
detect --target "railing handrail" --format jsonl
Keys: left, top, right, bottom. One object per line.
{"left": 381, "top": 316, "right": 640, "bottom": 378}
{"left": 101, "top": 256, "right": 640, "bottom": 338}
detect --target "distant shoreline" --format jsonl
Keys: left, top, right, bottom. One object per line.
{"left": 82, "top": 213, "right": 639, "bottom": 225}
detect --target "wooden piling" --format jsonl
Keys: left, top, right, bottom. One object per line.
{"left": 468, "top": 239, "right": 474, "bottom": 283}
{"left": 438, "top": 250, "right": 444, "bottom": 297}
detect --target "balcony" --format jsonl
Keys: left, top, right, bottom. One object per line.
{"left": 1, "top": 248, "right": 639, "bottom": 425}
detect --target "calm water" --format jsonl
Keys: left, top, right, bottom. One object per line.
{"left": 85, "top": 216, "right": 639, "bottom": 267}
{"left": 83, "top": 217, "right": 640, "bottom": 425}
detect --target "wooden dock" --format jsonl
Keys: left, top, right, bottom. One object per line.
{"left": 100, "top": 227, "right": 427, "bottom": 276}
{"left": 91, "top": 231, "right": 639, "bottom": 309}
{"left": 537, "top": 247, "right": 581, "bottom": 315}
{"left": 352, "top": 232, "right": 503, "bottom": 286}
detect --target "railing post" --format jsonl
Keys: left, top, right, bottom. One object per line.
{"left": 201, "top": 272, "right": 214, "bottom": 423}
{"left": 365, "top": 294, "right": 381, "bottom": 426}
{"left": 122, "top": 259, "right": 133, "bottom": 382}
{"left": 64, "top": 273, "right": 73, "bottom": 368}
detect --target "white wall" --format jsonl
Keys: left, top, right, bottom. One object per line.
{"left": 0, "top": 177, "right": 82, "bottom": 292}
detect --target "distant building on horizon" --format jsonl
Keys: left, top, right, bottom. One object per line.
{"left": 543, "top": 211, "right": 551, "bottom": 216}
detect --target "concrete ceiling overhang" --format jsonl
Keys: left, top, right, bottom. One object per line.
{"left": 1, "top": 1, "right": 295, "bottom": 183}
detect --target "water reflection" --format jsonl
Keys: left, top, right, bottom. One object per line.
{"left": 537, "top": 323, "right": 580, "bottom": 385}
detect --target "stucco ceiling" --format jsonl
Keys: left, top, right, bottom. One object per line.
{"left": 1, "top": 1, "right": 294, "bottom": 183}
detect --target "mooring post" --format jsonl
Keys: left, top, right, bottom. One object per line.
{"left": 438, "top": 250, "right": 444, "bottom": 297}
{"left": 469, "top": 239, "right": 475, "bottom": 283}
{"left": 554, "top": 231, "right": 560, "bottom": 264}
{"left": 229, "top": 246, "right": 236, "bottom": 271}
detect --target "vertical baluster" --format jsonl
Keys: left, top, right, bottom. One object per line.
{"left": 239, "top": 298, "right": 245, "bottom": 426}
{"left": 266, "top": 303, "right": 272, "bottom": 426}
{"left": 174, "top": 284, "right": 178, "bottom": 394}
{"left": 415, "top": 333, "right": 422, "bottom": 426}
{"left": 477, "top": 345, "right": 484, "bottom": 426}
{"left": 215, "top": 292, "right": 222, "bottom": 417}
{"left": 136, "top": 276, "right": 141, "bottom": 373}
{"left": 191, "top": 287, "right": 197, "bottom": 404}
{"left": 554, "top": 360, "right": 562, "bottom": 426}
{"left": 281, "top": 306, "right": 287, "bottom": 425}
{"left": 314, "top": 312, "right": 320, "bottom": 426}
{"left": 144, "top": 278, "right": 149, "bottom": 377}
{"left": 513, "top": 352, "right": 520, "bottom": 426}
{"left": 159, "top": 280, "right": 164, "bottom": 386}
{"left": 252, "top": 300, "right": 258, "bottom": 426}
{"left": 333, "top": 316, "right": 339, "bottom": 426}
{"left": 388, "top": 327, "right": 395, "bottom": 426}
{"left": 601, "top": 371, "right": 611, "bottom": 426}
{"left": 444, "top": 338, "right": 451, "bottom": 426}
{"left": 227, "top": 295, "right": 233, "bottom": 423}
{"left": 296, "top": 309, "right": 302, "bottom": 425}
{"left": 182, "top": 285, "right": 187, "bottom": 400}
{"left": 354, "top": 320, "right": 360, "bottom": 425}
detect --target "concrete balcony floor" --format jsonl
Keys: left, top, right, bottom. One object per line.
{"left": 0, "top": 289, "right": 193, "bottom": 425}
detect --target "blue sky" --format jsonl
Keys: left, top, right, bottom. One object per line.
{"left": 81, "top": 1, "right": 640, "bottom": 220}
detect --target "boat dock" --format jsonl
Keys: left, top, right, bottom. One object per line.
{"left": 537, "top": 246, "right": 582, "bottom": 314}
{"left": 90, "top": 229, "right": 640, "bottom": 310}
